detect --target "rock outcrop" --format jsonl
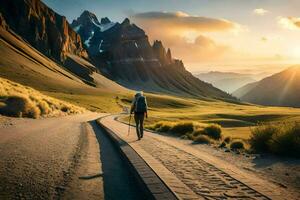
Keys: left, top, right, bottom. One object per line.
{"left": 0, "top": 0, "right": 88, "bottom": 62}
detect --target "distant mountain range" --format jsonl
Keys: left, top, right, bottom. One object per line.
{"left": 195, "top": 71, "right": 257, "bottom": 93}
{"left": 0, "top": 0, "right": 235, "bottom": 101}
{"left": 233, "top": 66, "right": 300, "bottom": 107}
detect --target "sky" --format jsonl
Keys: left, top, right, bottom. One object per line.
{"left": 43, "top": 0, "right": 300, "bottom": 73}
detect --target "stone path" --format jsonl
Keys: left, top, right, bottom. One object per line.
{"left": 99, "top": 115, "right": 294, "bottom": 200}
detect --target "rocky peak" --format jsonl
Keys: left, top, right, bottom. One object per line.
{"left": 152, "top": 40, "right": 168, "bottom": 65}
{"left": 80, "top": 10, "right": 100, "bottom": 25}
{"left": 121, "top": 18, "right": 130, "bottom": 26}
{"left": 71, "top": 10, "right": 100, "bottom": 28}
{"left": 101, "top": 17, "right": 111, "bottom": 24}
{"left": 167, "top": 48, "right": 172, "bottom": 60}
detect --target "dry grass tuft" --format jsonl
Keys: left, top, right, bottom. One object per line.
{"left": 0, "top": 78, "right": 85, "bottom": 118}
{"left": 230, "top": 140, "right": 245, "bottom": 150}
{"left": 193, "top": 135, "right": 211, "bottom": 144}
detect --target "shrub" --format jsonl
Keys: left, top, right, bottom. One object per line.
{"left": 249, "top": 123, "right": 300, "bottom": 158}
{"left": 202, "top": 124, "right": 222, "bottom": 140}
{"left": 268, "top": 124, "right": 300, "bottom": 157}
{"left": 0, "top": 95, "right": 40, "bottom": 118}
{"left": 148, "top": 121, "right": 194, "bottom": 135}
{"left": 155, "top": 122, "right": 173, "bottom": 132}
{"left": 192, "top": 129, "right": 204, "bottom": 137}
{"left": 171, "top": 121, "right": 194, "bottom": 135}
{"left": 230, "top": 140, "right": 245, "bottom": 150}
{"left": 187, "top": 133, "right": 195, "bottom": 140}
{"left": 61, "top": 106, "right": 69, "bottom": 112}
{"left": 249, "top": 124, "right": 278, "bottom": 152}
{"left": 219, "top": 141, "right": 226, "bottom": 148}
{"left": 193, "top": 135, "right": 211, "bottom": 144}
{"left": 38, "top": 100, "right": 50, "bottom": 115}
{"left": 224, "top": 136, "right": 231, "bottom": 144}
{"left": 27, "top": 106, "right": 41, "bottom": 119}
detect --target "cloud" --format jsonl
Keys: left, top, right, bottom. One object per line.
{"left": 131, "top": 11, "right": 241, "bottom": 33}
{"left": 130, "top": 11, "right": 241, "bottom": 62}
{"left": 277, "top": 16, "right": 300, "bottom": 30}
{"left": 253, "top": 8, "right": 269, "bottom": 16}
{"left": 166, "top": 34, "right": 229, "bottom": 62}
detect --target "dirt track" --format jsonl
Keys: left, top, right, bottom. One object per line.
{"left": 0, "top": 113, "right": 146, "bottom": 200}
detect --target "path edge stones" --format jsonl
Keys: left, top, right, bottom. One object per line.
{"left": 96, "top": 117, "right": 179, "bottom": 200}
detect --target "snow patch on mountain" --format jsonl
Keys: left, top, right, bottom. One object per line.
{"left": 84, "top": 31, "right": 94, "bottom": 47}
{"left": 99, "top": 40, "right": 104, "bottom": 52}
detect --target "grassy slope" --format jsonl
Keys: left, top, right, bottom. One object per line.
{"left": 0, "top": 78, "right": 85, "bottom": 118}
{"left": 0, "top": 27, "right": 131, "bottom": 113}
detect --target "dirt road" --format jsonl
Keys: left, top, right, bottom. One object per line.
{"left": 0, "top": 113, "right": 143, "bottom": 199}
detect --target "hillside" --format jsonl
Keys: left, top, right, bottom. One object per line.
{"left": 196, "top": 71, "right": 256, "bottom": 93}
{"left": 0, "top": 77, "right": 85, "bottom": 118}
{"left": 235, "top": 66, "right": 300, "bottom": 107}
{"left": 71, "top": 11, "right": 235, "bottom": 100}
{"left": 0, "top": 17, "right": 126, "bottom": 93}
{"left": 232, "top": 82, "right": 258, "bottom": 98}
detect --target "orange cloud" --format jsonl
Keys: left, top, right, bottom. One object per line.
{"left": 278, "top": 16, "right": 300, "bottom": 30}
{"left": 170, "top": 35, "right": 229, "bottom": 62}
{"left": 130, "top": 11, "right": 238, "bottom": 62}
{"left": 132, "top": 11, "right": 241, "bottom": 33}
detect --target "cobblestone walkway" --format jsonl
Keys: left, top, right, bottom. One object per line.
{"left": 139, "top": 137, "right": 268, "bottom": 199}
{"left": 100, "top": 115, "right": 292, "bottom": 200}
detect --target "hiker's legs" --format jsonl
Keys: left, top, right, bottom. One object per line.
{"left": 139, "top": 114, "right": 145, "bottom": 138}
{"left": 134, "top": 114, "right": 141, "bottom": 139}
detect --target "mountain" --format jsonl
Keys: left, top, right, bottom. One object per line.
{"left": 71, "top": 11, "right": 234, "bottom": 100}
{"left": 195, "top": 71, "right": 256, "bottom": 93}
{"left": 0, "top": 0, "right": 126, "bottom": 93}
{"left": 232, "top": 82, "right": 258, "bottom": 99}
{"left": 0, "top": 0, "right": 235, "bottom": 101}
{"left": 0, "top": 0, "right": 88, "bottom": 62}
{"left": 234, "top": 66, "right": 300, "bottom": 107}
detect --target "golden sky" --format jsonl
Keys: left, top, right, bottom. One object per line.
{"left": 131, "top": 8, "right": 300, "bottom": 72}
{"left": 44, "top": 0, "right": 300, "bottom": 72}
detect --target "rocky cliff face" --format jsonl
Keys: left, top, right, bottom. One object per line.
{"left": 0, "top": 0, "right": 88, "bottom": 62}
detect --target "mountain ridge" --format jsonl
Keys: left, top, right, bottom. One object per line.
{"left": 71, "top": 10, "right": 235, "bottom": 100}
{"left": 234, "top": 66, "right": 300, "bottom": 107}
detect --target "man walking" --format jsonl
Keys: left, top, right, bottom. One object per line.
{"left": 130, "top": 91, "right": 148, "bottom": 140}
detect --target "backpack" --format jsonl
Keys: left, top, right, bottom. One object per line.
{"left": 135, "top": 96, "right": 147, "bottom": 113}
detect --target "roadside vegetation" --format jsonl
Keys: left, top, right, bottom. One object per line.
{"left": 145, "top": 119, "right": 300, "bottom": 158}
{"left": 0, "top": 78, "right": 85, "bottom": 118}
{"left": 147, "top": 121, "right": 223, "bottom": 144}
{"left": 249, "top": 123, "right": 300, "bottom": 158}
